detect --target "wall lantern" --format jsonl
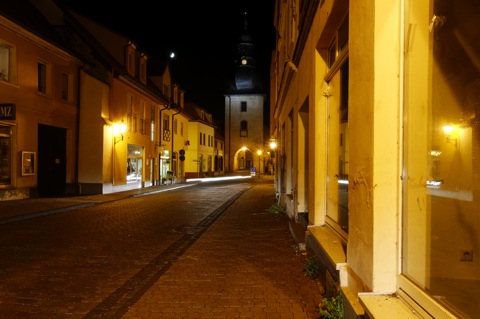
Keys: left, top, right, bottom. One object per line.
{"left": 269, "top": 139, "right": 277, "bottom": 150}
{"left": 443, "top": 125, "right": 459, "bottom": 146}
{"left": 113, "top": 120, "right": 127, "bottom": 144}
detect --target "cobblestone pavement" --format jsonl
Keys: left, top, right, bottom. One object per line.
{"left": 0, "top": 177, "right": 323, "bottom": 318}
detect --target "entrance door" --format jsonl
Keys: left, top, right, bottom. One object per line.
{"left": 37, "top": 124, "right": 66, "bottom": 197}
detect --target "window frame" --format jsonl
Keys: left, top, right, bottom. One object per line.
{"left": 37, "top": 60, "right": 52, "bottom": 95}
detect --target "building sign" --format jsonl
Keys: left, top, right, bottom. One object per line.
{"left": 0, "top": 103, "right": 15, "bottom": 120}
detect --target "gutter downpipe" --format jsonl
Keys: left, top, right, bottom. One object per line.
{"left": 159, "top": 103, "right": 170, "bottom": 184}
{"left": 227, "top": 94, "right": 231, "bottom": 173}
{"left": 171, "top": 108, "right": 181, "bottom": 180}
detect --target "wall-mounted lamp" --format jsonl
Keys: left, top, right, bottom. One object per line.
{"left": 443, "top": 125, "right": 459, "bottom": 146}
{"left": 269, "top": 139, "right": 277, "bottom": 150}
{"left": 113, "top": 120, "right": 127, "bottom": 144}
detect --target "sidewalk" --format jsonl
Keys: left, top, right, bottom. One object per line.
{"left": 0, "top": 182, "right": 193, "bottom": 225}
{"left": 0, "top": 177, "right": 324, "bottom": 318}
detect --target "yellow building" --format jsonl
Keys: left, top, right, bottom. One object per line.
{"left": 272, "top": 0, "right": 479, "bottom": 318}
{"left": 0, "top": 1, "right": 203, "bottom": 197}
{"left": 70, "top": 11, "right": 173, "bottom": 193}
{"left": 0, "top": 3, "right": 81, "bottom": 199}
{"left": 183, "top": 102, "right": 216, "bottom": 178}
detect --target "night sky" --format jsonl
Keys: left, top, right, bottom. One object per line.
{"left": 58, "top": 1, "right": 276, "bottom": 129}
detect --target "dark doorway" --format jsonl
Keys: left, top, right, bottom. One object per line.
{"left": 37, "top": 124, "right": 66, "bottom": 197}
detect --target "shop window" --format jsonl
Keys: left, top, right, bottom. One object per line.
{"left": 0, "top": 125, "right": 12, "bottom": 186}
{"left": 401, "top": 0, "right": 480, "bottom": 317}
{"left": 325, "top": 13, "right": 349, "bottom": 237}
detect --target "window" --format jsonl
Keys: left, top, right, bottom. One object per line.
{"left": 325, "top": 14, "right": 349, "bottom": 237}
{"left": 240, "top": 120, "right": 248, "bottom": 137}
{"left": 37, "top": 61, "right": 51, "bottom": 94}
{"left": 0, "top": 125, "right": 12, "bottom": 185}
{"left": 61, "top": 73, "right": 68, "bottom": 100}
{"left": 0, "top": 43, "right": 16, "bottom": 84}
{"left": 140, "top": 100, "right": 146, "bottom": 135}
{"left": 0, "top": 44, "right": 10, "bottom": 81}
{"left": 241, "top": 101, "right": 247, "bottom": 112}
{"left": 179, "top": 90, "right": 184, "bottom": 108}
{"left": 328, "top": 39, "right": 337, "bottom": 68}
{"left": 163, "top": 84, "right": 170, "bottom": 98}
{"left": 401, "top": 1, "right": 480, "bottom": 317}
{"left": 138, "top": 53, "right": 147, "bottom": 84}
{"left": 126, "top": 42, "right": 136, "bottom": 76}
{"left": 127, "top": 94, "right": 137, "bottom": 132}
{"left": 163, "top": 115, "right": 170, "bottom": 142}
{"left": 173, "top": 84, "right": 179, "bottom": 104}
{"left": 61, "top": 72, "right": 72, "bottom": 102}
{"left": 150, "top": 106, "right": 155, "bottom": 142}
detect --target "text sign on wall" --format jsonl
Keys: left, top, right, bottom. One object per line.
{"left": 0, "top": 103, "right": 15, "bottom": 120}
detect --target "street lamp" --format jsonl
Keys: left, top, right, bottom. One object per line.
{"left": 269, "top": 139, "right": 277, "bottom": 191}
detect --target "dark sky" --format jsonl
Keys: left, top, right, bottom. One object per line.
{"left": 59, "top": 1, "right": 276, "bottom": 128}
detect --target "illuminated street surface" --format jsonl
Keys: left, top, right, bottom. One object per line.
{"left": 0, "top": 179, "right": 253, "bottom": 317}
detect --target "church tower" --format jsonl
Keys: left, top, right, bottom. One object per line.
{"left": 224, "top": 12, "right": 266, "bottom": 174}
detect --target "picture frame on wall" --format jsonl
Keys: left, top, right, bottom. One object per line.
{"left": 21, "top": 151, "right": 35, "bottom": 176}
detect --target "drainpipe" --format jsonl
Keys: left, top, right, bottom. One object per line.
{"left": 227, "top": 94, "right": 231, "bottom": 173}
{"left": 171, "top": 108, "right": 180, "bottom": 180}
{"left": 159, "top": 104, "right": 169, "bottom": 184}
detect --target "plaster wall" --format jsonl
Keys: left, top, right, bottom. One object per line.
{"left": 0, "top": 17, "right": 79, "bottom": 197}
{"left": 349, "top": 0, "right": 401, "bottom": 292}
{"left": 78, "top": 70, "right": 110, "bottom": 185}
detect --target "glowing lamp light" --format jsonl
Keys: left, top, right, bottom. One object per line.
{"left": 442, "top": 125, "right": 459, "bottom": 146}
{"left": 113, "top": 120, "right": 127, "bottom": 144}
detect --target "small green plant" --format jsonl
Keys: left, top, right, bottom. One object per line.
{"left": 304, "top": 256, "right": 319, "bottom": 279}
{"left": 266, "top": 202, "right": 285, "bottom": 215}
{"left": 318, "top": 291, "right": 344, "bottom": 319}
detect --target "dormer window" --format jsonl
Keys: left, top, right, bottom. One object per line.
{"left": 138, "top": 52, "right": 147, "bottom": 84}
{"left": 125, "top": 42, "right": 136, "bottom": 76}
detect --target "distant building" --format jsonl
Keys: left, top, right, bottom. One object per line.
{"left": 183, "top": 102, "right": 216, "bottom": 178}
{"left": 224, "top": 13, "right": 266, "bottom": 174}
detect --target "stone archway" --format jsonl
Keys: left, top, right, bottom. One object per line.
{"left": 233, "top": 147, "right": 253, "bottom": 172}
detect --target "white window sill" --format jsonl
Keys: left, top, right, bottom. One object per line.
{"left": 358, "top": 293, "right": 421, "bottom": 319}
